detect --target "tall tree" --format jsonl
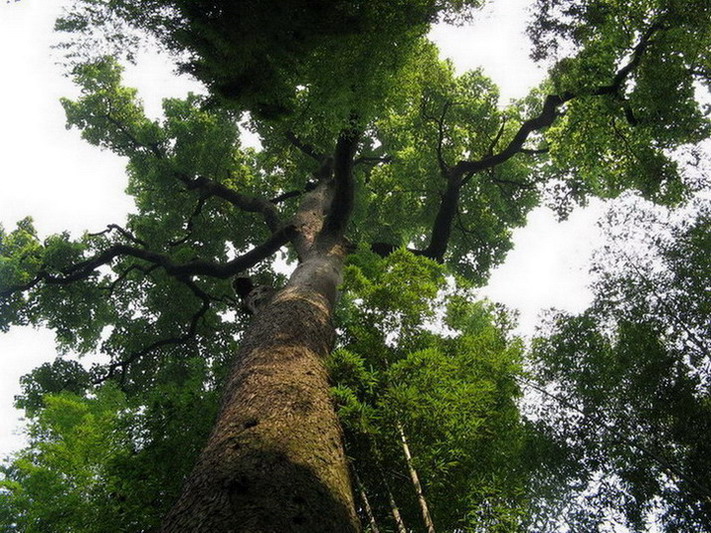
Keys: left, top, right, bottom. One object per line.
{"left": 1, "top": 0, "right": 710, "bottom": 530}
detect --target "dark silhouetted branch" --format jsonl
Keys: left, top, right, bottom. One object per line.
{"left": 454, "top": 92, "right": 571, "bottom": 176}
{"left": 435, "top": 102, "right": 452, "bottom": 175}
{"left": 179, "top": 174, "right": 282, "bottom": 233}
{"left": 285, "top": 131, "right": 326, "bottom": 163}
{"left": 269, "top": 181, "right": 318, "bottom": 204}
{"left": 104, "top": 263, "right": 159, "bottom": 296}
{"left": 354, "top": 155, "right": 394, "bottom": 166}
{"left": 322, "top": 125, "right": 360, "bottom": 237}
{"left": 169, "top": 194, "right": 210, "bottom": 247}
{"left": 103, "top": 112, "right": 164, "bottom": 158}
{"left": 455, "top": 19, "right": 665, "bottom": 177}
{"left": 0, "top": 226, "right": 296, "bottom": 300}
{"left": 89, "top": 224, "right": 148, "bottom": 248}
{"left": 101, "top": 112, "right": 283, "bottom": 233}
{"left": 519, "top": 147, "right": 549, "bottom": 155}
{"left": 411, "top": 20, "right": 666, "bottom": 264}
{"left": 486, "top": 116, "right": 507, "bottom": 157}
{"left": 370, "top": 242, "right": 425, "bottom": 258}
{"left": 96, "top": 277, "right": 212, "bottom": 384}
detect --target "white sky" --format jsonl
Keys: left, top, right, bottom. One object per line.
{"left": 0, "top": 0, "right": 602, "bottom": 457}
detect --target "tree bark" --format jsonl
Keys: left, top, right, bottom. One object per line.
{"left": 161, "top": 244, "right": 359, "bottom": 532}
{"left": 162, "top": 126, "right": 360, "bottom": 532}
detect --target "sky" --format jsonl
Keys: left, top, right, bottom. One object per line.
{"left": 0, "top": 0, "right": 604, "bottom": 457}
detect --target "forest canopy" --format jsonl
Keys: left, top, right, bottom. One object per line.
{"left": 1, "top": 0, "right": 710, "bottom": 531}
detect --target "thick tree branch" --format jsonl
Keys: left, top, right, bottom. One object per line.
{"left": 286, "top": 124, "right": 359, "bottom": 258}
{"left": 0, "top": 225, "right": 296, "bottom": 300}
{"left": 269, "top": 190, "right": 303, "bottom": 204}
{"left": 454, "top": 92, "right": 571, "bottom": 176}
{"left": 102, "top": 111, "right": 284, "bottom": 233}
{"left": 455, "top": 19, "right": 665, "bottom": 177}
{"left": 404, "top": 20, "right": 667, "bottom": 263}
{"left": 421, "top": 172, "right": 465, "bottom": 262}
{"left": 285, "top": 131, "right": 326, "bottom": 163}
{"left": 96, "top": 276, "right": 212, "bottom": 384}
{"left": 179, "top": 174, "right": 282, "bottom": 233}
{"left": 607, "top": 20, "right": 665, "bottom": 93}
{"left": 322, "top": 125, "right": 360, "bottom": 238}
{"left": 369, "top": 169, "right": 468, "bottom": 263}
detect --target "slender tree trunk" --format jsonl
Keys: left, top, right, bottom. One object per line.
{"left": 397, "top": 422, "right": 436, "bottom": 533}
{"left": 385, "top": 482, "right": 408, "bottom": 533}
{"left": 161, "top": 243, "right": 360, "bottom": 532}
{"left": 353, "top": 468, "right": 381, "bottom": 533}
{"left": 371, "top": 439, "right": 407, "bottom": 533}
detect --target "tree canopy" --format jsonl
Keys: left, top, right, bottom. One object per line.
{"left": 1, "top": 0, "right": 710, "bottom": 531}
{"left": 529, "top": 196, "right": 711, "bottom": 532}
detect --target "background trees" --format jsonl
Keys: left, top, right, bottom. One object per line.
{"left": 0, "top": 0, "right": 710, "bottom": 531}
{"left": 528, "top": 196, "right": 711, "bottom": 532}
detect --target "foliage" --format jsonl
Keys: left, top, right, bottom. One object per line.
{"left": 0, "top": 45, "right": 544, "bottom": 382}
{"left": 330, "top": 250, "right": 529, "bottom": 531}
{"left": 1, "top": 359, "right": 223, "bottom": 533}
{"left": 529, "top": 0, "right": 711, "bottom": 207}
{"left": 0, "top": 58, "right": 264, "bottom": 388}
{"left": 355, "top": 43, "right": 541, "bottom": 281}
{"left": 0, "top": 251, "right": 532, "bottom": 532}
{"left": 529, "top": 195, "right": 711, "bottom": 532}
{"left": 1, "top": 386, "right": 131, "bottom": 533}
{"left": 0, "top": 0, "right": 710, "bottom": 530}
{"left": 56, "top": 0, "right": 481, "bottom": 120}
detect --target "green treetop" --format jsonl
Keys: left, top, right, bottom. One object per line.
{"left": 0, "top": 0, "right": 709, "bottom": 531}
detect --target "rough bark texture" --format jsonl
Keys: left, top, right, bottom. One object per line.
{"left": 161, "top": 245, "right": 359, "bottom": 532}
{"left": 161, "top": 124, "right": 360, "bottom": 532}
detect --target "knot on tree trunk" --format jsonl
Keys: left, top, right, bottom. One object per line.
{"left": 233, "top": 277, "right": 278, "bottom": 315}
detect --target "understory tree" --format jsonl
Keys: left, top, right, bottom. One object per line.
{"left": 1, "top": 0, "right": 710, "bottom": 531}
{"left": 330, "top": 250, "right": 527, "bottom": 532}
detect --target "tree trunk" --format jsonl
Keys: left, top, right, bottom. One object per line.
{"left": 353, "top": 468, "right": 381, "bottom": 533}
{"left": 385, "top": 483, "right": 408, "bottom": 533}
{"left": 397, "top": 422, "right": 436, "bottom": 533}
{"left": 161, "top": 244, "right": 360, "bottom": 532}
